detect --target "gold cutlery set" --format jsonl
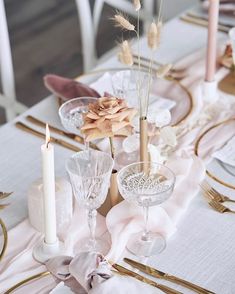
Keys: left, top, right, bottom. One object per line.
{"left": 180, "top": 12, "right": 231, "bottom": 33}
{"left": 200, "top": 182, "right": 235, "bottom": 214}
{"left": 15, "top": 115, "right": 99, "bottom": 152}
{"left": 132, "top": 54, "right": 186, "bottom": 81}
{"left": 0, "top": 192, "right": 12, "bottom": 210}
{"left": 113, "top": 258, "right": 215, "bottom": 294}
{"left": 5, "top": 257, "right": 214, "bottom": 294}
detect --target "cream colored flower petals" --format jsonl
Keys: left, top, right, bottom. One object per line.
{"left": 160, "top": 126, "right": 177, "bottom": 147}
{"left": 133, "top": 0, "right": 141, "bottom": 11}
{"left": 118, "top": 40, "right": 133, "bottom": 66}
{"left": 81, "top": 96, "right": 137, "bottom": 141}
{"left": 114, "top": 14, "right": 135, "bottom": 31}
{"left": 155, "top": 109, "right": 171, "bottom": 127}
{"left": 156, "top": 63, "right": 172, "bottom": 78}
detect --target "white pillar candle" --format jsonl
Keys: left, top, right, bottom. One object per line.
{"left": 41, "top": 124, "right": 57, "bottom": 244}
{"left": 28, "top": 177, "right": 73, "bottom": 234}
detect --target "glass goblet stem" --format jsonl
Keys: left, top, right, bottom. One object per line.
{"left": 142, "top": 206, "right": 150, "bottom": 241}
{"left": 84, "top": 138, "right": 90, "bottom": 151}
{"left": 87, "top": 209, "right": 97, "bottom": 250}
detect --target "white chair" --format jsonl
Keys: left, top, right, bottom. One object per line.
{"left": 75, "top": 0, "right": 156, "bottom": 72}
{"left": 0, "top": 0, "right": 27, "bottom": 122}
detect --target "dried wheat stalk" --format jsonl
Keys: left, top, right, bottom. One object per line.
{"left": 133, "top": 0, "right": 141, "bottom": 11}
{"left": 114, "top": 14, "right": 135, "bottom": 31}
{"left": 118, "top": 40, "right": 134, "bottom": 66}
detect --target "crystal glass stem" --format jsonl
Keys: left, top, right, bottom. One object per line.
{"left": 87, "top": 209, "right": 97, "bottom": 250}
{"left": 84, "top": 140, "right": 90, "bottom": 151}
{"left": 142, "top": 205, "right": 150, "bottom": 241}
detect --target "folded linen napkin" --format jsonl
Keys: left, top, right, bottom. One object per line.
{"left": 46, "top": 251, "right": 163, "bottom": 294}
{"left": 44, "top": 74, "right": 100, "bottom": 101}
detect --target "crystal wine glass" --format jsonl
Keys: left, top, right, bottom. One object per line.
{"left": 66, "top": 150, "right": 114, "bottom": 253}
{"left": 59, "top": 97, "right": 98, "bottom": 150}
{"left": 117, "top": 161, "right": 175, "bottom": 257}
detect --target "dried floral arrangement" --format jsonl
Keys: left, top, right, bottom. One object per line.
{"left": 113, "top": 0, "right": 176, "bottom": 162}
{"left": 81, "top": 96, "right": 137, "bottom": 158}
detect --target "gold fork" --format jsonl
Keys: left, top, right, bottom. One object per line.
{"left": 201, "top": 187, "right": 235, "bottom": 214}
{"left": 208, "top": 200, "right": 235, "bottom": 214}
{"left": 200, "top": 182, "right": 235, "bottom": 203}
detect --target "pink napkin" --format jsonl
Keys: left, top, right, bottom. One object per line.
{"left": 46, "top": 251, "right": 163, "bottom": 294}
{"left": 44, "top": 74, "right": 100, "bottom": 101}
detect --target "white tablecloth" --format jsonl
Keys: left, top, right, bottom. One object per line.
{"left": 1, "top": 17, "right": 235, "bottom": 293}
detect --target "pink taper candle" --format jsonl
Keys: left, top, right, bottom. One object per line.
{"left": 205, "top": 0, "right": 219, "bottom": 82}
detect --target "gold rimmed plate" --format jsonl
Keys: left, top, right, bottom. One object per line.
{"left": 195, "top": 118, "right": 235, "bottom": 189}
{"left": 71, "top": 67, "right": 194, "bottom": 127}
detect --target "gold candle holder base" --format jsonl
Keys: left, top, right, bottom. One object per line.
{"left": 98, "top": 170, "right": 122, "bottom": 217}
{"left": 218, "top": 71, "right": 235, "bottom": 96}
{"left": 140, "top": 117, "right": 149, "bottom": 162}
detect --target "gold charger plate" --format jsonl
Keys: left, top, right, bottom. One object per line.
{"left": 194, "top": 118, "right": 235, "bottom": 189}
{"left": 4, "top": 271, "right": 50, "bottom": 294}
{"left": 58, "top": 67, "right": 193, "bottom": 127}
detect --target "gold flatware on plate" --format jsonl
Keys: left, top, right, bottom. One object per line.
{"left": 208, "top": 199, "right": 235, "bottom": 214}
{"left": 0, "top": 192, "right": 13, "bottom": 199}
{"left": 26, "top": 115, "right": 99, "bottom": 151}
{"left": 187, "top": 12, "right": 233, "bottom": 29}
{"left": 4, "top": 271, "right": 50, "bottom": 294}
{"left": 132, "top": 60, "right": 186, "bottom": 80}
{"left": 124, "top": 258, "right": 215, "bottom": 294}
{"left": 200, "top": 182, "right": 235, "bottom": 203}
{"left": 180, "top": 15, "right": 229, "bottom": 33}
{"left": 113, "top": 263, "right": 183, "bottom": 294}
{"left": 132, "top": 55, "right": 186, "bottom": 74}
{"left": 0, "top": 192, "right": 12, "bottom": 210}
{"left": 15, "top": 122, "right": 81, "bottom": 152}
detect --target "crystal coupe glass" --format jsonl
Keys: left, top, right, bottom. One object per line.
{"left": 59, "top": 97, "right": 97, "bottom": 150}
{"left": 66, "top": 150, "right": 114, "bottom": 253}
{"left": 117, "top": 161, "right": 175, "bottom": 257}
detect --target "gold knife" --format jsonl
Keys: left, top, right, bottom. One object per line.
{"left": 124, "top": 258, "right": 215, "bottom": 294}
{"left": 113, "top": 264, "right": 183, "bottom": 294}
{"left": 26, "top": 115, "right": 100, "bottom": 151}
{"left": 180, "top": 15, "right": 229, "bottom": 33}
{"left": 15, "top": 122, "right": 81, "bottom": 152}
{"left": 0, "top": 192, "right": 13, "bottom": 199}
{"left": 187, "top": 12, "right": 233, "bottom": 29}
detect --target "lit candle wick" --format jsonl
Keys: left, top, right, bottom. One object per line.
{"left": 45, "top": 124, "right": 50, "bottom": 148}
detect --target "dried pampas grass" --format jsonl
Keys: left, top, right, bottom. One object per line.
{"left": 147, "top": 21, "right": 162, "bottom": 50}
{"left": 114, "top": 14, "right": 135, "bottom": 31}
{"left": 133, "top": 0, "right": 141, "bottom": 11}
{"left": 118, "top": 40, "right": 133, "bottom": 66}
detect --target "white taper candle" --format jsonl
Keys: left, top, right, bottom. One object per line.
{"left": 41, "top": 124, "right": 57, "bottom": 244}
